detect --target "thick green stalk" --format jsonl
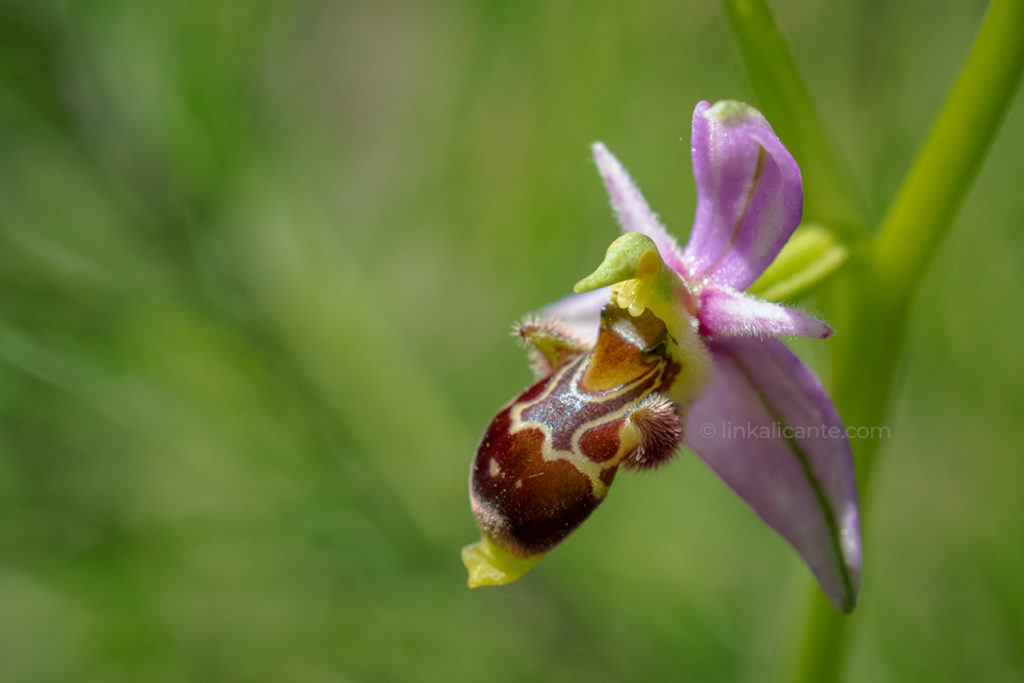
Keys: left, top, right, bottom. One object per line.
{"left": 789, "top": 0, "right": 1024, "bottom": 682}
{"left": 790, "top": 261, "right": 906, "bottom": 683}
{"left": 873, "top": 0, "right": 1024, "bottom": 297}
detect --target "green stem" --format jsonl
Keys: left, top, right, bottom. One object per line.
{"left": 789, "top": 260, "right": 905, "bottom": 683}
{"left": 873, "top": 0, "right": 1024, "bottom": 297}
{"left": 790, "top": 587, "right": 850, "bottom": 683}
{"left": 790, "top": 1, "right": 1024, "bottom": 682}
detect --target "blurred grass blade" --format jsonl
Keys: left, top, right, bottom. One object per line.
{"left": 723, "top": 0, "right": 868, "bottom": 239}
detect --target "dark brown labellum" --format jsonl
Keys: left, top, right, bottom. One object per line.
{"left": 470, "top": 305, "right": 682, "bottom": 558}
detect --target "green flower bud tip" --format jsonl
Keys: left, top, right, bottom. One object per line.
{"left": 707, "top": 99, "right": 765, "bottom": 127}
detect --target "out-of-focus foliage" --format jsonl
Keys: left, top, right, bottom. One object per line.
{"left": 0, "top": 1, "right": 1021, "bottom": 681}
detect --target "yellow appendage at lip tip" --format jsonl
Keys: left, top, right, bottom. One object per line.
{"left": 574, "top": 232, "right": 694, "bottom": 324}
{"left": 461, "top": 537, "right": 542, "bottom": 588}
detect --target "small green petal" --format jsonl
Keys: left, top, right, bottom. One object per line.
{"left": 747, "top": 223, "right": 849, "bottom": 301}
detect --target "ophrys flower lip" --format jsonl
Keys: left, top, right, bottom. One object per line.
{"left": 466, "top": 100, "right": 861, "bottom": 613}
{"left": 463, "top": 304, "right": 686, "bottom": 588}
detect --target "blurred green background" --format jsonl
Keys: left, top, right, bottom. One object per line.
{"left": 1, "top": 1, "right": 1022, "bottom": 681}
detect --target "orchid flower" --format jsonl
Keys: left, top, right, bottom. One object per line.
{"left": 463, "top": 100, "right": 861, "bottom": 612}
